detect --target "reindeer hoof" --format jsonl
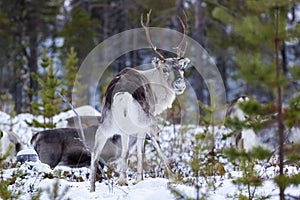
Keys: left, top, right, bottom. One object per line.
{"left": 168, "top": 172, "right": 182, "bottom": 184}
{"left": 90, "top": 184, "right": 96, "bottom": 192}
{"left": 136, "top": 174, "right": 143, "bottom": 183}
{"left": 118, "top": 180, "right": 128, "bottom": 186}
{"left": 118, "top": 173, "right": 128, "bottom": 186}
{"left": 133, "top": 178, "right": 143, "bottom": 185}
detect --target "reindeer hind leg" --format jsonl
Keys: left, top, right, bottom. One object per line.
{"left": 136, "top": 133, "right": 146, "bottom": 183}
{"left": 90, "top": 128, "right": 109, "bottom": 192}
{"left": 118, "top": 133, "right": 130, "bottom": 186}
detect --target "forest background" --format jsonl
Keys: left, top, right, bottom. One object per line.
{"left": 1, "top": 0, "right": 299, "bottom": 114}
{"left": 1, "top": 1, "right": 300, "bottom": 199}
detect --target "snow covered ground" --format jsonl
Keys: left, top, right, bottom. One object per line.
{"left": 3, "top": 163, "right": 300, "bottom": 200}
{"left": 1, "top": 110, "right": 300, "bottom": 199}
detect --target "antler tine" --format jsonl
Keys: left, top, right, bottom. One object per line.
{"left": 176, "top": 10, "right": 188, "bottom": 58}
{"left": 141, "top": 10, "right": 165, "bottom": 60}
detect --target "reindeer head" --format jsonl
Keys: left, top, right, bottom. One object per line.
{"left": 151, "top": 57, "right": 190, "bottom": 94}
{"left": 141, "top": 10, "right": 190, "bottom": 94}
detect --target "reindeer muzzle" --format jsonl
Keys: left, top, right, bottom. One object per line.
{"left": 173, "top": 78, "right": 186, "bottom": 94}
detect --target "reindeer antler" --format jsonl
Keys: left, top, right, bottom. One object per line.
{"left": 176, "top": 10, "right": 188, "bottom": 58}
{"left": 141, "top": 10, "right": 165, "bottom": 60}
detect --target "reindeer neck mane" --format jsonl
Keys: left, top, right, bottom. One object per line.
{"left": 102, "top": 67, "right": 176, "bottom": 119}
{"left": 102, "top": 68, "right": 155, "bottom": 119}
{"left": 139, "top": 68, "right": 176, "bottom": 115}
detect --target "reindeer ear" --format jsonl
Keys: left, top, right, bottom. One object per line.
{"left": 151, "top": 57, "right": 160, "bottom": 68}
{"left": 179, "top": 57, "right": 191, "bottom": 69}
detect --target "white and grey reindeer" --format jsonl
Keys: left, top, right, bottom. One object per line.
{"left": 0, "top": 129, "right": 25, "bottom": 163}
{"left": 90, "top": 11, "right": 190, "bottom": 191}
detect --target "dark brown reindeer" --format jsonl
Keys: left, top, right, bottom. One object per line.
{"left": 31, "top": 104, "right": 121, "bottom": 168}
{"left": 90, "top": 11, "right": 190, "bottom": 191}
{"left": 31, "top": 126, "right": 137, "bottom": 168}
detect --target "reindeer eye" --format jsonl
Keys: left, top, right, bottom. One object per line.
{"left": 162, "top": 67, "right": 169, "bottom": 73}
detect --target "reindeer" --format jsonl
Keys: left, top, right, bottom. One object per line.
{"left": 66, "top": 116, "right": 101, "bottom": 128}
{"left": 0, "top": 130, "right": 24, "bottom": 163}
{"left": 226, "top": 95, "right": 258, "bottom": 151}
{"left": 65, "top": 105, "right": 102, "bottom": 128}
{"left": 226, "top": 95, "right": 300, "bottom": 165}
{"left": 90, "top": 11, "right": 190, "bottom": 191}
{"left": 31, "top": 126, "right": 137, "bottom": 168}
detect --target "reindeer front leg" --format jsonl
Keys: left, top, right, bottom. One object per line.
{"left": 90, "top": 151, "right": 98, "bottom": 192}
{"left": 136, "top": 133, "right": 146, "bottom": 182}
{"left": 118, "top": 133, "right": 129, "bottom": 186}
{"left": 90, "top": 128, "right": 107, "bottom": 192}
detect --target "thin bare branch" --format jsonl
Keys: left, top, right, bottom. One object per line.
{"left": 57, "top": 92, "right": 89, "bottom": 152}
{"left": 141, "top": 10, "right": 165, "bottom": 60}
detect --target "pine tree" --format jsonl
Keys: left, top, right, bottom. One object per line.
{"left": 223, "top": 146, "right": 271, "bottom": 200}
{"left": 28, "top": 51, "right": 63, "bottom": 129}
{"left": 211, "top": 1, "right": 300, "bottom": 199}
{"left": 62, "top": 47, "right": 87, "bottom": 107}
{"left": 169, "top": 97, "right": 226, "bottom": 200}
{"left": 0, "top": 0, "right": 63, "bottom": 113}
{"left": 60, "top": 6, "right": 98, "bottom": 65}
{"left": 0, "top": 129, "right": 22, "bottom": 199}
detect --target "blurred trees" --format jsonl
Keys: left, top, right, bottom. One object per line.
{"left": 62, "top": 47, "right": 87, "bottom": 106}
{"left": 211, "top": 1, "right": 300, "bottom": 199}
{"left": 0, "top": 1, "right": 300, "bottom": 198}
{"left": 29, "top": 50, "right": 63, "bottom": 129}
{"left": 211, "top": 0, "right": 300, "bottom": 102}
{"left": 0, "top": 0, "right": 62, "bottom": 113}
{"left": 0, "top": 0, "right": 299, "bottom": 115}
{"left": 60, "top": 5, "right": 99, "bottom": 65}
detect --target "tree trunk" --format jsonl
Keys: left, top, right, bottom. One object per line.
{"left": 26, "top": 0, "right": 40, "bottom": 111}
{"left": 275, "top": 8, "right": 285, "bottom": 200}
{"left": 194, "top": 0, "right": 204, "bottom": 45}
{"left": 12, "top": 69, "right": 23, "bottom": 113}
{"left": 28, "top": 36, "right": 39, "bottom": 102}
{"left": 193, "top": 0, "right": 208, "bottom": 107}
